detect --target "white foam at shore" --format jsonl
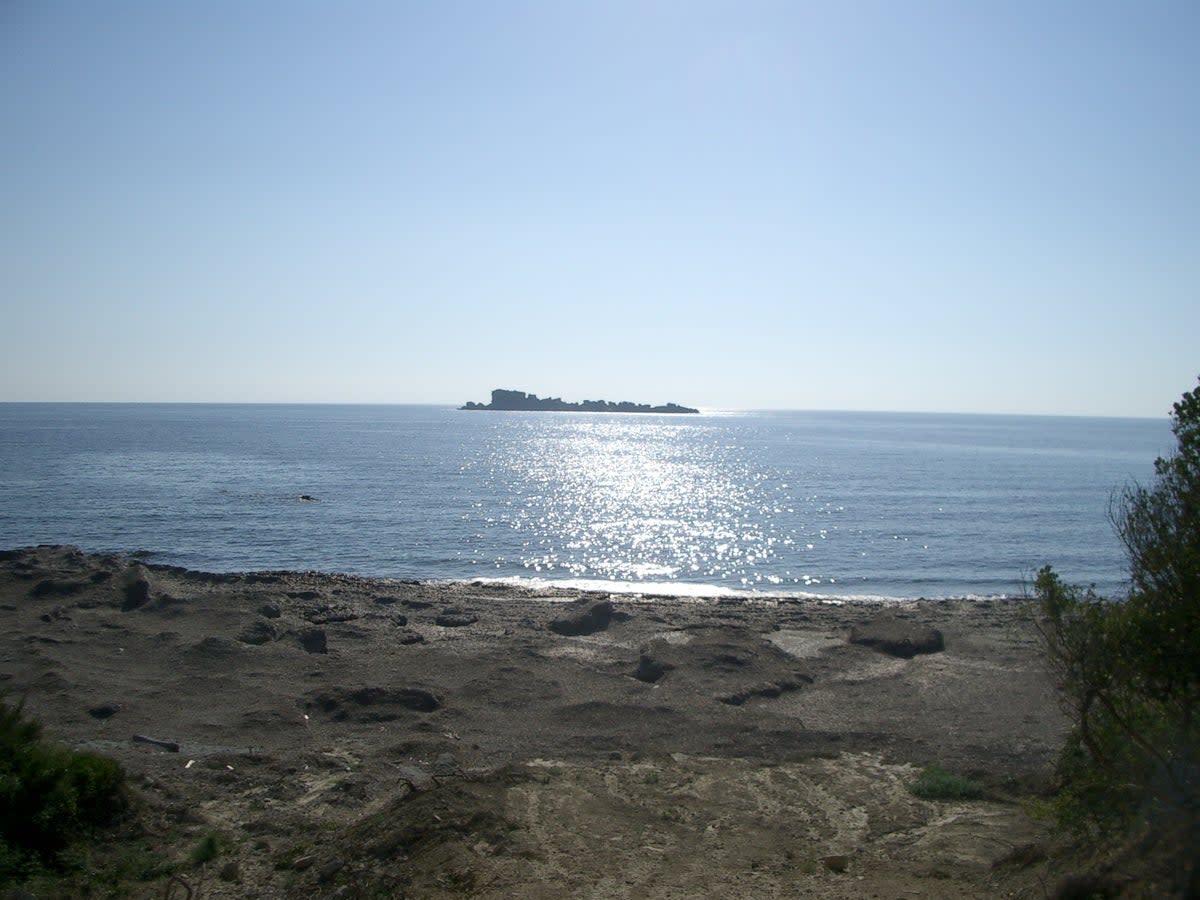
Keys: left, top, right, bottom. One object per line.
{"left": 445, "top": 574, "right": 1015, "bottom": 604}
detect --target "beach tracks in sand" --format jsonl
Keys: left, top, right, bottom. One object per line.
{"left": 0, "top": 545, "right": 1065, "bottom": 898}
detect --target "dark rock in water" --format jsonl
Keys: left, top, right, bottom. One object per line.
{"left": 298, "top": 495, "right": 319, "bottom": 502}
{"left": 88, "top": 702, "right": 121, "bottom": 719}
{"left": 435, "top": 608, "right": 478, "bottom": 628}
{"left": 549, "top": 598, "right": 614, "bottom": 636}
{"left": 238, "top": 620, "right": 277, "bottom": 645}
{"left": 121, "top": 569, "right": 152, "bottom": 611}
{"left": 298, "top": 627, "right": 328, "bottom": 654}
{"left": 849, "top": 612, "right": 944, "bottom": 658}
{"left": 259, "top": 601, "right": 282, "bottom": 619}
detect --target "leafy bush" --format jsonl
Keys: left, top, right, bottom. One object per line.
{"left": 190, "top": 831, "right": 221, "bottom": 866}
{"left": 1035, "top": 377, "right": 1200, "bottom": 840}
{"left": 908, "top": 765, "right": 984, "bottom": 801}
{"left": 0, "top": 696, "right": 127, "bottom": 880}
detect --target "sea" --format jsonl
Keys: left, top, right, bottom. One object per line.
{"left": 0, "top": 404, "right": 1171, "bottom": 601}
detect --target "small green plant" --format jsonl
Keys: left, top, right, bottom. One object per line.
{"left": 908, "top": 766, "right": 984, "bottom": 801}
{"left": 189, "top": 831, "right": 221, "bottom": 866}
{"left": 643, "top": 771, "right": 660, "bottom": 785}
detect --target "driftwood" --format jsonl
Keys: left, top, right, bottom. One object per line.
{"left": 132, "top": 733, "right": 181, "bottom": 752}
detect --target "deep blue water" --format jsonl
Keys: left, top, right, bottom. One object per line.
{"left": 0, "top": 404, "right": 1171, "bottom": 599}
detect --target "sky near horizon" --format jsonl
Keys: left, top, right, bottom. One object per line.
{"left": 2, "top": 2, "right": 1197, "bottom": 417}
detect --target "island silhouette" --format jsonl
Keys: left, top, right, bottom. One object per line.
{"left": 461, "top": 389, "right": 699, "bottom": 414}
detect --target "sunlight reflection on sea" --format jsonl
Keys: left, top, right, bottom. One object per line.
{"left": 474, "top": 419, "right": 801, "bottom": 586}
{"left": 0, "top": 404, "right": 1170, "bottom": 599}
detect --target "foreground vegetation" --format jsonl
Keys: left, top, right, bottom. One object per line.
{"left": 1035, "top": 377, "right": 1199, "bottom": 893}
{"left": 0, "top": 695, "right": 129, "bottom": 884}
{"left": 907, "top": 765, "right": 985, "bottom": 802}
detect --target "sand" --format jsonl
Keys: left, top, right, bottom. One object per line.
{"left": 0, "top": 545, "right": 1071, "bottom": 898}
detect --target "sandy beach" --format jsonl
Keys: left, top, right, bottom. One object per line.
{"left": 1, "top": 545, "right": 1072, "bottom": 898}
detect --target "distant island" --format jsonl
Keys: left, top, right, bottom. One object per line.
{"left": 461, "top": 389, "right": 699, "bottom": 414}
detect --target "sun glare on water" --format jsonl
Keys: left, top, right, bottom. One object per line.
{"left": 474, "top": 419, "right": 808, "bottom": 588}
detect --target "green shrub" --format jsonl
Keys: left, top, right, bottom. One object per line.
{"left": 908, "top": 766, "right": 984, "bottom": 801}
{"left": 1035, "top": 377, "right": 1200, "bottom": 842}
{"left": 190, "top": 831, "right": 221, "bottom": 866}
{"left": 0, "top": 695, "right": 127, "bottom": 880}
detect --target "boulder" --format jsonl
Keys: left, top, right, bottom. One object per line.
{"left": 634, "top": 652, "right": 675, "bottom": 684}
{"left": 238, "top": 620, "right": 277, "bottom": 646}
{"left": 298, "top": 627, "right": 328, "bottom": 654}
{"left": 88, "top": 702, "right": 121, "bottom": 720}
{"left": 121, "top": 567, "right": 152, "bottom": 611}
{"left": 848, "top": 612, "right": 944, "bottom": 658}
{"left": 548, "top": 598, "right": 614, "bottom": 636}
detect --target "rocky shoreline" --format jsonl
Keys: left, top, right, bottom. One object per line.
{"left": 1, "top": 545, "right": 1071, "bottom": 898}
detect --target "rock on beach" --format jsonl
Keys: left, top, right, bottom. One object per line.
{"left": 848, "top": 611, "right": 946, "bottom": 658}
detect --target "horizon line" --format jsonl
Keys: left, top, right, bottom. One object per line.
{"left": 0, "top": 399, "right": 1168, "bottom": 421}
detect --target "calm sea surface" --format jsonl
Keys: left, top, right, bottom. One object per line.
{"left": 0, "top": 404, "right": 1170, "bottom": 600}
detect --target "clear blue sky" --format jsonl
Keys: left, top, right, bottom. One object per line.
{"left": 2, "top": 1, "right": 1197, "bottom": 416}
